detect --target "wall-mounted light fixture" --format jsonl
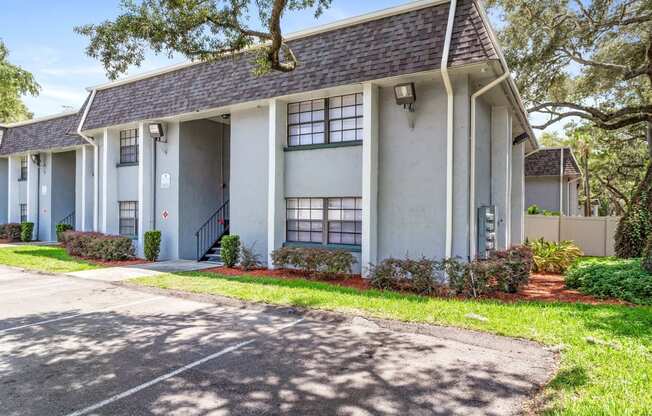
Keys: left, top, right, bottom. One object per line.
{"left": 394, "top": 82, "right": 417, "bottom": 129}
{"left": 30, "top": 153, "right": 42, "bottom": 166}
{"left": 148, "top": 123, "right": 166, "bottom": 142}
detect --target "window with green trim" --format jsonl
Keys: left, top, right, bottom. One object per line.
{"left": 286, "top": 197, "right": 362, "bottom": 246}
{"left": 287, "top": 93, "right": 363, "bottom": 147}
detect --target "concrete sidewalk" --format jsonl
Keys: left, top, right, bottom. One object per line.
{"left": 66, "top": 260, "right": 217, "bottom": 282}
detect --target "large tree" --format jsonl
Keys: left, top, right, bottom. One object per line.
{"left": 76, "top": 0, "right": 331, "bottom": 80}
{"left": 486, "top": 0, "right": 651, "bottom": 150}
{"left": 487, "top": 0, "right": 652, "bottom": 257}
{"left": 0, "top": 40, "right": 40, "bottom": 123}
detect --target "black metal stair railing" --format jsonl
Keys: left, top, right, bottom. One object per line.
{"left": 195, "top": 200, "right": 229, "bottom": 261}
{"left": 57, "top": 211, "right": 75, "bottom": 228}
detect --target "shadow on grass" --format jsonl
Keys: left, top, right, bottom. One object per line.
{"left": 548, "top": 366, "right": 589, "bottom": 391}
{"left": 171, "top": 271, "right": 652, "bottom": 344}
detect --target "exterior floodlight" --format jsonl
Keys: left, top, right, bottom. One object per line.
{"left": 30, "top": 154, "right": 40, "bottom": 165}
{"left": 148, "top": 123, "right": 165, "bottom": 139}
{"left": 394, "top": 82, "right": 416, "bottom": 107}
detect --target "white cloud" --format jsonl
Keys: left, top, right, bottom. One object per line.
{"left": 41, "top": 66, "right": 105, "bottom": 76}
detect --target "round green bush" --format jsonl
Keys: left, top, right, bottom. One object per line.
{"left": 56, "top": 224, "right": 74, "bottom": 242}
{"left": 220, "top": 235, "right": 240, "bottom": 267}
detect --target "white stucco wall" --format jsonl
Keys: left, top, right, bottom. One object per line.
{"left": 525, "top": 176, "right": 561, "bottom": 214}
{"left": 377, "top": 79, "right": 448, "bottom": 260}
{"left": 230, "top": 106, "right": 269, "bottom": 260}
{"left": 511, "top": 142, "right": 525, "bottom": 244}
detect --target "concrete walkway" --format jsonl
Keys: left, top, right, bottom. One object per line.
{"left": 67, "top": 260, "right": 218, "bottom": 282}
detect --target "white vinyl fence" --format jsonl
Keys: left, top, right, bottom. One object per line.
{"left": 525, "top": 215, "right": 620, "bottom": 257}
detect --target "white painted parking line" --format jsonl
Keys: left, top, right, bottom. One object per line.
{"left": 0, "top": 281, "right": 71, "bottom": 295}
{"left": 0, "top": 297, "right": 163, "bottom": 334}
{"left": 64, "top": 317, "right": 305, "bottom": 416}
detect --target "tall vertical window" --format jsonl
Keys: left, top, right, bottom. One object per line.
{"left": 119, "top": 201, "right": 138, "bottom": 237}
{"left": 119, "top": 129, "right": 139, "bottom": 164}
{"left": 287, "top": 93, "right": 363, "bottom": 147}
{"left": 20, "top": 204, "right": 27, "bottom": 223}
{"left": 286, "top": 197, "right": 362, "bottom": 246}
{"left": 19, "top": 156, "right": 27, "bottom": 181}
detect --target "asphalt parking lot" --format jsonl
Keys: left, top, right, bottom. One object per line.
{"left": 0, "top": 265, "right": 556, "bottom": 416}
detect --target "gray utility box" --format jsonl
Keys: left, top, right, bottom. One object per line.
{"left": 477, "top": 205, "right": 497, "bottom": 260}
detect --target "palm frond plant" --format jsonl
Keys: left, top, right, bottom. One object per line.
{"left": 528, "top": 238, "right": 583, "bottom": 273}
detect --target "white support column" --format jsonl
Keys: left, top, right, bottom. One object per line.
{"left": 101, "top": 129, "right": 109, "bottom": 233}
{"left": 137, "top": 122, "right": 154, "bottom": 257}
{"left": 77, "top": 145, "right": 94, "bottom": 231}
{"left": 7, "top": 157, "right": 16, "bottom": 223}
{"left": 511, "top": 141, "right": 525, "bottom": 245}
{"left": 362, "top": 83, "right": 380, "bottom": 274}
{"left": 93, "top": 143, "right": 99, "bottom": 231}
{"left": 491, "top": 106, "right": 511, "bottom": 250}
{"left": 267, "top": 99, "right": 286, "bottom": 267}
{"left": 101, "top": 128, "right": 119, "bottom": 234}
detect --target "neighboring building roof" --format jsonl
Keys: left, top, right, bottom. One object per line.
{"left": 0, "top": 112, "right": 85, "bottom": 156}
{"left": 525, "top": 148, "right": 581, "bottom": 177}
{"left": 81, "top": 0, "right": 498, "bottom": 131}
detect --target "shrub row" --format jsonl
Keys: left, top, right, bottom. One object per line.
{"left": 369, "top": 246, "right": 534, "bottom": 297}
{"left": 565, "top": 257, "right": 652, "bottom": 305}
{"left": 61, "top": 231, "right": 134, "bottom": 261}
{"left": 271, "top": 246, "right": 356, "bottom": 278}
{"left": 20, "top": 222, "right": 34, "bottom": 242}
{"left": 0, "top": 223, "right": 22, "bottom": 242}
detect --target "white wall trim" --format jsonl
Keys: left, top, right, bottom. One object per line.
{"left": 101, "top": 129, "right": 109, "bottom": 233}
{"left": 361, "top": 83, "right": 380, "bottom": 274}
{"left": 267, "top": 99, "right": 287, "bottom": 267}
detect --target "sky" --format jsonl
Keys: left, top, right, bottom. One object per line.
{"left": 2, "top": 0, "right": 557, "bottom": 136}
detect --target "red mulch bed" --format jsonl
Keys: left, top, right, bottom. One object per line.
{"left": 494, "top": 273, "right": 628, "bottom": 305}
{"left": 203, "top": 267, "right": 624, "bottom": 305}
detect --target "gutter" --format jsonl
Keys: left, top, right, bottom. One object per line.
{"left": 441, "top": 0, "right": 457, "bottom": 259}
{"left": 469, "top": 72, "right": 509, "bottom": 259}
{"left": 76, "top": 89, "right": 99, "bottom": 231}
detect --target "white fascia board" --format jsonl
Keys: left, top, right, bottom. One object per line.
{"left": 86, "top": 0, "right": 449, "bottom": 92}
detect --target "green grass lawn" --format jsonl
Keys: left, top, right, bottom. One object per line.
{"left": 0, "top": 245, "right": 101, "bottom": 273}
{"left": 132, "top": 272, "right": 652, "bottom": 415}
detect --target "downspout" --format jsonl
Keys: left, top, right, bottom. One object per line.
{"left": 36, "top": 155, "right": 40, "bottom": 241}
{"left": 469, "top": 72, "right": 509, "bottom": 259}
{"left": 76, "top": 89, "right": 98, "bottom": 231}
{"left": 152, "top": 138, "right": 157, "bottom": 231}
{"left": 441, "top": 0, "right": 457, "bottom": 259}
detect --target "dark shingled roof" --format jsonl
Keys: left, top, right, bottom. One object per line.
{"left": 82, "top": 0, "right": 497, "bottom": 130}
{"left": 0, "top": 113, "right": 86, "bottom": 156}
{"left": 525, "top": 148, "right": 581, "bottom": 177}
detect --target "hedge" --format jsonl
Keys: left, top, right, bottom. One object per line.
{"left": 0, "top": 223, "right": 22, "bottom": 242}
{"left": 61, "top": 231, "right": 134, "bottom": 261}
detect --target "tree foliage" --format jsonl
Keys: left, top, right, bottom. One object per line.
{"left": 75, "top": 0, "right": 332, "bottom": 80}
{"left": 0, "top": 40, "right": 40, "bottom": 123}
{"left": 486, "top": 0, "right": 651, "bottom": 142}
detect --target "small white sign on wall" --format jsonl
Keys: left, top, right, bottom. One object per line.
{"left": 160, "top": 173, "right": 171, "bottom": 189}
{"left": 41, "top": 185, "right": 47, "bottom": 195}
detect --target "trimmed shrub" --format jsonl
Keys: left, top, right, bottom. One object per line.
{"left": 528, "top": 238, "right": 583, "bottom": 273}
{"left": 56, "top": 224, "right": 74, "bottom": 242}
{"left": 240, "top": 242, "right": 262, "bottom": 271}
{"left": 144, "top": 231, "right": 161, "bottom": 261}
{"left": 368, "top": 257, "right": 445, "bottom": 295}
{"left": 270, "top": 246, "right": 356, "bottom": 278}
{"left": 20, "top": 222, "right": 34, "bottom": 242}
{"left": 490, "top": 245, "right": 534, "bottom": 292}
{"left": 0, "top": 223, "right": 21, "bottom": 242}
{"left": 642, "top": 235, "right": 652, "bottom": 274}
{"left": 566, "top": 257, "right": 652, "bottom": 305}
{"left": 527, "top": 205, "right": 541, "bottom": 215}
{"left": 220, "top": 235, "right": 240, "bottom": 267}
{"left": 61, "top": 231, "right": 134, "bottom": 261}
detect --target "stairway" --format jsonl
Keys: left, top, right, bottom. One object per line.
{"left": 195, "top": 200, "right": 230, "bottom": 263}
{"left": 202, "top": 237, "right": 225, "bottom": 264}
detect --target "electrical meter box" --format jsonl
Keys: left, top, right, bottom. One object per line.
{"left": 477, "top": 205, "right": 496, "bottom": 259}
